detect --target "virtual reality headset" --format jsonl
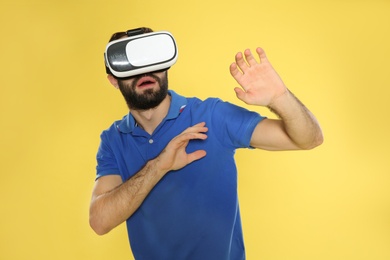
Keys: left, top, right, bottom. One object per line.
{"left": 104, "top": 31, "right": 178, "bottom": 78}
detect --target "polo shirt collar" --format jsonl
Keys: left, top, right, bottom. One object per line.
{"left": 117, "top": 90, "right": 187, "bottom": 134}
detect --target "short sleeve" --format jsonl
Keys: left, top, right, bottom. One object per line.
{"left": 210, "top": 100, "right": 265, "bottom": 149}
{"left": 95, "top": 130, "right": 120, "bottom": 179}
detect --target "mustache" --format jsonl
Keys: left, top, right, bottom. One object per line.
{"left": 133, "top": 69, "right": 166, "bottom": 81}
{"left": 117, "top": 70, "right": 162, "bottom": 83}
{"left": 135, "top": 73, "right": 159, "bottom": 82}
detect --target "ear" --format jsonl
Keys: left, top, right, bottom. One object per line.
{"left": 107, "top": 74, "right": 119, "bottom": 89}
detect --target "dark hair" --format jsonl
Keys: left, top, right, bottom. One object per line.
{"left": 105, "top": 27, "right": 154, "bottom": 75}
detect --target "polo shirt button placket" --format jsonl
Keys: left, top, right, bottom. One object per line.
{"left": 149, "top": 139, "right": 154, "bottom": 144}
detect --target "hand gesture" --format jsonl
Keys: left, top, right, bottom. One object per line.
{"left": 156, "top": 122, "right": 208, "bottom": 173}
{"left": 229, "top": 48, "right": 288, "bottom": 107}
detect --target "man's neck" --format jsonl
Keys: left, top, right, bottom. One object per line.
{"left": 130, "top": 94, "right": 171, "bottom": 135}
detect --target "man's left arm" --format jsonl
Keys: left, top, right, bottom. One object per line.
{"left": 230, "top": 47, "right": 323, "bottom": 151}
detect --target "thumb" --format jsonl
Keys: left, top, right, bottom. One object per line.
{"left": 234, "top": 87, "right": 248, "bottom": 103}
{"left": 187, "top": 150, "right": 207, "bottom": 164}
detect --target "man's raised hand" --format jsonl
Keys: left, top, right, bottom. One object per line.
{"left": 156, "top": 122, "right": 208, "bottom": 173}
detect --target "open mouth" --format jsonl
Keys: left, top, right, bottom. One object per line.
{"left": 137, "top": 76, "right": 157, "bottom": 88}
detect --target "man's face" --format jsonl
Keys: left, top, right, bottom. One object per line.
{"left": 117, "top": 70, "right": 168, "bottom": 110}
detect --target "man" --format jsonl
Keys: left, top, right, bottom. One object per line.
{"left": 89, "top": 27, "right": 323, "bottom": 260}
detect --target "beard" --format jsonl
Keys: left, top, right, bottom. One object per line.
{"left": 117, "top": 71, "right": 169, "bottom": 110}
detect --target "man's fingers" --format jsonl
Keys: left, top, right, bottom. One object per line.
{"left": 179, "top": 132, "right": 208, "bottom": 143}
{"left": 187, "top": 150, "right": 207, "bottom": 164}
{"left": 244, "top": 49, "right": 258, "bottom": 66}
{"left": 229, "top": 63, "right": 243, "bottom": 82}
{"left": 170, "top": 132, "right": 207, "bottom": 150}
{"left": 234, "top": 52, "right": 248, "bottom": 71}
{"left": 193, "top": 122, "right": 206, "bottom": 127}
{"left": 181, "top": 122, "right": 208, "bottom": 135}
{"left": 172, "top": 122, "right": 208, "bottom": 150}
{"left": 234, "top": 87, "right": 245, "bottom": 99}
{"left": 256, "top": 47, "right": 268, "bottom": 63}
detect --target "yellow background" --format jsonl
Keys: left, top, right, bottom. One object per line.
{"left": 1, "top": 0, "right": 389, "bottom": 259}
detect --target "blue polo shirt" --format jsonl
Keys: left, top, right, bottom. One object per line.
{"left": 96, "top": 90, "right": 264, "bottom": 260}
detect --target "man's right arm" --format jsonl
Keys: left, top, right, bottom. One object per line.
{"left": 89, "top": 158, "right": 168, "bottom": 235}
{"left": 89, "top": 122, "right": 208, "bottom": 235}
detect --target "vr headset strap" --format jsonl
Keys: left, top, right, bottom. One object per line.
{"left": 126, "top": 28, "right": 148, "bottom": 37}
